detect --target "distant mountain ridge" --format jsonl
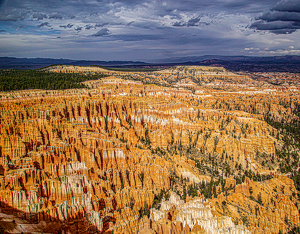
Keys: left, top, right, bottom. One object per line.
{"left": 157, "top": 55, "right": 300, "bottom": 63}
{"left": 179, "top": 56, "right": 300, "bottom": 73}
{"left": 156, "top": 55, "right": 300, "bottom": 72}
{"left": 1, "top": 55, "right": 300, "bottom": 72}
{"left": 0, "top": 57, "right": 147, "bottom": 69}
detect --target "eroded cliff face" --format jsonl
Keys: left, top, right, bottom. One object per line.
{"left": 0, "top": 66, "right": 299, "bottom": 233}
{"left": 211, "top": 176, "right": 300, "bottom": 234}
{"left": 0, "top": 88, "right": 172, "bottom": 233}
{"left": 150, "top": 192, "right": 249, "bottom": 234}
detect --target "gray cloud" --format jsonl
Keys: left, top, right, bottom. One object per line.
{"left": 0, "top": 0, "right": 277, "bottom": 23}
{"left": 84, "top": 23, "right": 108, "bottom": 30}
{"left": 74, "top": 26, "right": 83, "bottom": 31}
{"left": 187, "top": 16, "right": 201, "bottom": 26}
{"left": 85, "top": 24, "right": 93, "bottom": 30}
{"left": 250, "top": 0, "right": 300, "bottom": 34}
{"left": 92, "top": 28, "right": 110, "bottom": 36}
{"left": 60, "top": 23, "right": 73, "bottom": 28}
{"left": 173, "top": 21, "right": 186, "bottom": 27}
{"left": 0, "top": 0, "right": 6, "bottom": 7}
{"left": 113, "top": 34, "right": 163, "bottom": 41}
{"left": 250, "top": 20, "right": 299, "bottom": 34}
{"left": 127, "top": 21, "right": 134, "bottom": 26}
{"left": 37, "top": 22, "right": 51, "bottom": 28}
{"left": 272, "top": 0, "right": 300, "bottom": 12}
{"left": 32, "top": 12, "right": 48, "bottom": 20}
{"left": 0, "top": 8, "right": 28, "bottom": 21}
{"left": 259, "top": 11, "right": 300, "bottom": 22}
{"left": 95, "top": 23, "right": 108, "bottom": 28}
{"left": 0, "top": 0, "right": 6, "bottom": 11}
{"left": 0, "top": 0, "right": 299, "bottom": 61}
{"left": 49, "top": 12, "right": 63, "bottom": 20}
{"left": 173, "top": 16, "right": 209, "bottom": 27}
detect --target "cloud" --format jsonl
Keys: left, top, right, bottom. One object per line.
{"left": 250, "top": 0, "right": 300, "bottom": 34}
{"left": 60, "top": 23, "right": 73, "bottom": 29}
{"left": 38, "top": 22, "right": 51, "bottom": 28}
{"left": 113, "top": 34, "right": 163, "bottom": 41}
{"left": 0, "top": 8, "right": 28, "bottom": 21}
{"left": 172, "top": 21, "right": 185, "bottom": 27}
{"left": 260, "top": 46, "right": 300, "bottom": 55}
{"left": 49, "top": 12, "right": 63, "bottom": 20}
{"left": 95, "top": 23, "right": 108, "bottom": 28}
{"left": 259, "top": 11, "right": 300, "bottom": 22}
{"left": 187, "top": 16, "right": 201, "bottom": 26}
{"left": 91, "top": 28, "right": 110, "bottom": 36}
{"left": 0, "top": 0, "right": 6, "bottom": 7}
{"left": 32, "top": 12, "right": 48, "bottom": 20}
{"left": 85, "top": 24, "right": 93, "bottom": 30}
{"left": 172, "top": 15, "right": 209, "bottom": 27}
{"left": 244, "top": 47, "right": 260, "bottom": 51}
{"left": 0, "top": 0, "right": 299, "bottom": 60}
{"left": 127, "top": 21, "right": 134, "bottom": 26}
{"left": 74, "top": 26, "right": 83, "bottom": 31}
{"left": 84, "top": 23, "right": 108, "bottom": 30}
{"left": 251, "top": 20, "right": 299, "bottom": 33}
{"left": 272, "top": 0, "right": 300, "bottom": 12}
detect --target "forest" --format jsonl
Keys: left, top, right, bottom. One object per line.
{"left": 0, "top": 69, "right": 107, "bottom": 91}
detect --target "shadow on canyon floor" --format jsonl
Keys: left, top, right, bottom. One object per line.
{"left": 0, "top": 201, "right": 114, "bottom": 234}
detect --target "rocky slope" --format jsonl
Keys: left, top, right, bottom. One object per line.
{"left": 1, "top": 66, "right": 300, "bottom": 233}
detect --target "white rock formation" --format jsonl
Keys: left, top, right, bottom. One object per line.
{"left": 151, "top": 192, "right": 250, "bottom": 234}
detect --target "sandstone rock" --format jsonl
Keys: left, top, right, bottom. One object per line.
{"left": 0, "top": 66, "right": 299, "bottom": 234}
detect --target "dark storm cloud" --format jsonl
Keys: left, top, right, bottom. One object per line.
{"left": 250, "top": 0, "right": 300, "bottom": 34}
{"left": 92, "top": 28, "right": 110, "bottom": 36}
{"left": 251, "top": 20, "right": 299, "bottom": 34}
{"left": 272, "top": 0, "right": 300, "bottom": 12}
{"left": 259, "top": 11, "right": 300, "bottom": 22}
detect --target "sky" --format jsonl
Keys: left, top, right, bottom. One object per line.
{"left": 0, "top": 0, "right": 300, "bottom": 62}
